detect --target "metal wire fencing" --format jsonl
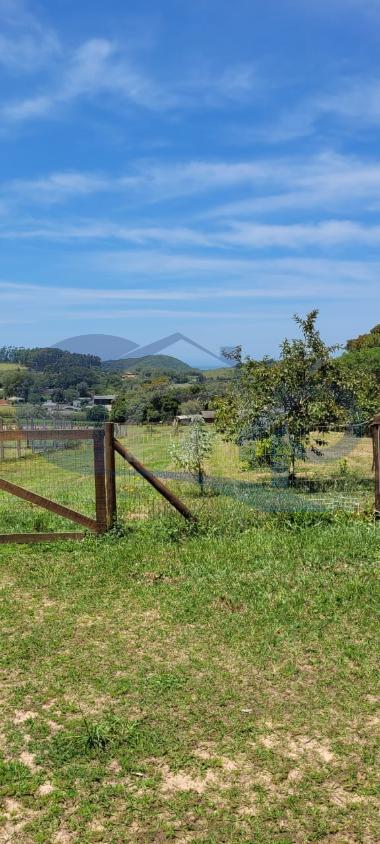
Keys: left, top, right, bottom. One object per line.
{"left": 0, "top": 417, "right": 376, "bottom": 538}
{"left": 113, "top": 421, "right": 375, "bottom": 522}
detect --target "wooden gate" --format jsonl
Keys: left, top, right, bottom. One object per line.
{"left": 0, "top": 426, "right": 108, "bottom": 544}
{"left": 0, "top": 422, "right": 194, "bottom": 544}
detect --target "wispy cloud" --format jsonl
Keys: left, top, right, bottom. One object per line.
{"left": 3, "top": 217, "right": 380, "bottom": 251}
{"left": 0, "top": 17, "right": 258, "bottom": 127}
{"left": 4, "top": 151, "right": 380, "bottom": 214}
{"left": 0, "top": 0, "right": 60, "bottom": 73}
{"left": 0, "top": 268, "right": 375, "bottom": 305}
{"left": 0, "top": 38, "right": 168, "bottom": 124}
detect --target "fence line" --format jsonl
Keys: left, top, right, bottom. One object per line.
{"left": 0, "top": 417, "right": 378, "bottom": 542}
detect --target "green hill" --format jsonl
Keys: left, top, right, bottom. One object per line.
{"left": 102, "top": 355, "right": 200, "bottom": 376}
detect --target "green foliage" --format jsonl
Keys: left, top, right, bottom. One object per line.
{"left": 86, "top": 405, "right": 109, "bottom": 422}
{"left": 178, "top": 398, "right": 203, "bottom": 415}
{"left": 102, "top": 354, "right": 199, "bottom": 377}
{"left": 241, "top": 435, "right": 291, "bottom": 469}
{"left": 337, "top": 347, "right": 380, "bottom": 416}
{"left": 346, "top": 323, "right": 380, "bottom": 351}
{"left": 0, "top": 346, "right": 102, "bottom": 404}
{"left": 171, "top": 417, "right": 214, "bottom": 493}
{"left": 216, "top": 310, "right": 360, "bottom": 479}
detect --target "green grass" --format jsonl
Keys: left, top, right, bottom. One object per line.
{"left": 0, "top": 508, "right": 379, "bottom": 842}
{"left": 0, "top": 363, "right": 27, "bottom": 373}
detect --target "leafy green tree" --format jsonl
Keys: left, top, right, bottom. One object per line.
{"left": 86, "top": 405, "right": 108, "bottom": 422}
{"left": 111, "top": 396, "right": 128, "bottom": 423}
{"left": 171, "top": 417, "right": 214, "bottom": 493}
{"left": 216, "top": 310, "right": 361, "bottom": 482}
{"left": 179, "top": 399, "right": 203, "bottom": 415}
{"left": 346, "top": 324, "right": 380, "bottom": 351}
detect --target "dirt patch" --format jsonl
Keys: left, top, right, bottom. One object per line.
{"left": 53, "top": 832, "right": 76, "bottom": 843}
{"left": 19, "top": 750, "right": 38, "bottom": 773}
{"left": 327, "top": 783, "right": 378, "bottom": 809}
{"left": 38, "top": 781, "right": 55, "bottom": 796}
{"left": 161, "top": 764, "right": 218, "bottom": 794}
{"left": 13, "top": 710, "right": 37, "bottom": 725}
{"left": 108, "top": 759, "right": 122, "bottom": 774}
{"left": 260, "top": 732, "right": 335, "bottom": 763}
{"left": 0, "top": 798, "right": 36, "bottom": 843}
{"left": 46, "top": 719, "right": 63, "bottom": 734}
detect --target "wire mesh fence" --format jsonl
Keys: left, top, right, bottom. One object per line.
{"left": 113, "top": 421, "right": 375, "bottom": 523}
{"left": 0, "top": 417, "right": 376, "bottom": 538}
{"left": 0, "top": 419, "right": 98, "bottom": 536}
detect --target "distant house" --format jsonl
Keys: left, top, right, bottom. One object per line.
{"left": 174, "top": 410, "right": 216, "bottom": 427}
{"left": 92, "top": 395, "right": 116, "bottom": 409}
{"left": 121, "top": 372, "right": 136, "bottom": 380}
{"left": 7, "top": 396, "right": 24, "bottom": 404}
{"left": 174, "top": 414, "right": 193, "bottom": 426}
{"left": 201, "top": 410, "right": 216, "bottom": 423}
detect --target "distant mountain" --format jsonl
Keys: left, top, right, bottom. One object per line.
{"left": 54, "top": 334, "right": 139, "bottom": 360}
{"left": 122, "top": 332, "right": 227, "bottom": 366}
{"left": 102, "top": 354, "right": 197, "bottom": 375}
{"left": 53, "top": 331, "right": 231, "bottom": 368}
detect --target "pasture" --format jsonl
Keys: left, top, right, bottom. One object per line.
{"left": 0, "top": 423, "right": 378, "bottom": 842}
{"left": 0, "top": 507, "right": 379, "bottom": 842}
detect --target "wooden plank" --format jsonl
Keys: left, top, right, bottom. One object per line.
{"left": 0, "top": 477, "right": 99, "bottom": 532}
{"left": 93, "top": 428, "right": 107, "bottom": 533}
{"left": 0, "top": 419, "right": 4, "bottom": 461}
{"left": 114, "top": 438, "right": 195, "bottom": 522}
{"left": 0, "top": 532, "right": 86, "bottom": 544}
{"left": 372, "top": 422, "right": 380, "bottom": 518}
{"left": 104, "top": 422, "right": 117, "bottom": 528}
{"left": 0, "top": 429, "right": 93, "bottom": 442}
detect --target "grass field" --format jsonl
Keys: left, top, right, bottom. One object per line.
{"left": 0, "top": 363, "right": 27, "bottom": 373}
{"left": 0, "top": 506, "right": 379, "bottom": 843}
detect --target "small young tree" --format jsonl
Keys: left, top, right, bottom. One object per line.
{"left": 216, "top": 310, "right": 359, "bottom": 483}
{"left": 171, "top": 417, "right": 214, "bottom": 494}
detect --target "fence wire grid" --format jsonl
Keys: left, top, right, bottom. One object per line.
{"left": 0, "top": 417, "right": 376, "bottom": 536}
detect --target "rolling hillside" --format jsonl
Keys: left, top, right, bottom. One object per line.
{"left": 102, "top": 354, "right": 199, "bottom": 376}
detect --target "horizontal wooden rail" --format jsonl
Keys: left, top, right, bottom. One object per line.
{"left": 0, "top": 532, "right": 86, "bottom": 544}
{"left": 113, "top": 438, "right": 195, "bottom": 522}
{"left": 0, "top": 429, "right": 93, "bottom": 442}
{"left": 0, "top": 478, "right": 99, "bottom": 532}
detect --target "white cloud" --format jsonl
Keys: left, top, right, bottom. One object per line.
{"left": 0, "top": 0, "right": 60, "bottom": 73}
{"left": 0, "top": 20, "right": 257, "bottom": 127}
{"left": 0, "top": 37, "right": 170, "bottom": 125}
{"left": 319, "top": 78, "right": 380, "bottom": 125}
{"left": 3, "top": 216, "right": 380, "bottom": 252}
{"left": 1, "top": 266, "right": 375, "bottom": 306}
{"left": 221, "top": 220, "right": 380, "bottom": 249}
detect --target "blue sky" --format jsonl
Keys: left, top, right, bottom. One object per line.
{"left": 0, "top": 0, "right": 379, "bottom": 360}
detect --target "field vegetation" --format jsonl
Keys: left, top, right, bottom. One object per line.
{"left": 0, "top": 506, "right": 379, "bottom": 842}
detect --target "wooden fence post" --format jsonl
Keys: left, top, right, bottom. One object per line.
{"left": 372, "top": 414, "right": 380, "bottom": 520}
{"left": 104, "top": 422, "right": 117, "bottom": 528}
{"left": 93, "top": 428, "right": 107, "bottom": 533}
{"left": 0, "top": 419, "right": 4, "bottom": 462}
